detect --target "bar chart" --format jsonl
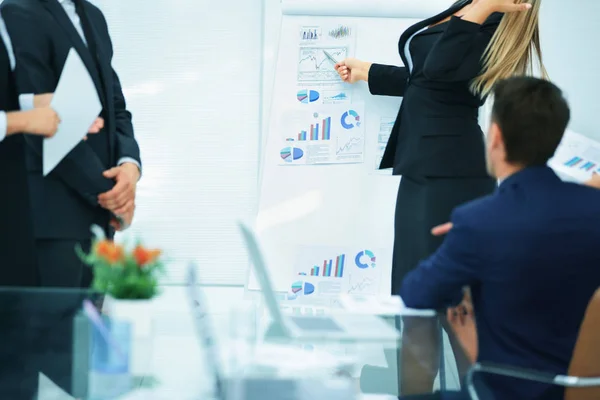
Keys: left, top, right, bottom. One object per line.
{"left": 297, "top": 116, "right": 331, "bottom": 141}
{"left": 564, "top": 156, "right": 600, "bottom": 172}
{"left": 300, "top": 254, "right": 345, "bottom": 278}
{"left": 564, "top": 156, "right": 598, "bottom": 172}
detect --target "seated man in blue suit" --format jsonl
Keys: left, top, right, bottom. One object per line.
{"left": 400, "top": 77, "right": 600, "bottom": 400}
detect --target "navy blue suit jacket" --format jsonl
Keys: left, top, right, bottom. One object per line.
{"left": 400, "top": 166, "right": 600, "bottom": 399}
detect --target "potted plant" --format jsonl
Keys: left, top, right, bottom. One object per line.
{"left": 77, "top": 227, "right": 165, "bottom": 375}
{"left": 77, "top": 230, "right": 164, "bottom": 302}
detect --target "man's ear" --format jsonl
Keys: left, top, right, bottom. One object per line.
{"left": 488, "top": 122, "right": 503, "bottom": 150}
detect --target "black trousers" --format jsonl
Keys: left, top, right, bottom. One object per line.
{"left": 36, "top": 239, "right": 93, "bottom": 288}
{"left": 34, "top": 239, "right": 95, "bottom": 394}
{"left": 392, "top": 175, "right": 496, "bottom": 293}
{"left": 392, "top": 175, "right": 496, "bottom": 395}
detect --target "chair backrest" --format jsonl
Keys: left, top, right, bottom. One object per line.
{"left": 565, "top": 287, "right": 600, "bottom": 400}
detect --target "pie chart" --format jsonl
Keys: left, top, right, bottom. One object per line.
{"left": 355, "top": 250, "right": 376, "bottom": 269}
{"left": 291, "top": 281, "right": 315, "bottom": 295}
{"left": 291, "top": 281, "right": 303, "bottom": 294}
{"left": 341, "top": 109, "right": 361, "bottom": 129}
{"left": 280, "top": 147, "right": 304, "bottom": 162}
{"left": 304, "top": 282, "right": 315, "bottom": 295}
{"left": 297, "top": 89, "right": 320, "bottom": 103}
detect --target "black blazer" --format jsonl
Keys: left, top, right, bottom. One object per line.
{"left": 1, "top": 0, "right": 141, "bottom": 239}
{"left": 369, "top": 0, "right": 503, "bottom": 177}
{"left": 0, "top": 36, "right": 38, "bottom": 286}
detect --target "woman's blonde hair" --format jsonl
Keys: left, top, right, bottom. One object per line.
{"left": 471, "top": 0, "right": 548, "bottom": 97}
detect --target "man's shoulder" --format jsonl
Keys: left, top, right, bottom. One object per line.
{"left": 1, "top": 0, "right": 45, "bottom": 19}
{"left": 1, "top": 0, "right": 37, "bottom": 10}
{"left": 83, "top": 0, "right": 107, "bottom": 23}
{"left": 452, "top": 193, "right": 498, "bottom": 225}
{"left": 452, "top": 179, "right": 600, "bottom": 225}
{"left": 560, "top": 180, "right": 600, "bottom": 209}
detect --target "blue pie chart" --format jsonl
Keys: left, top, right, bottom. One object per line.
{"left": 280, "top": 147, "right": 304, "bottom": 162}
{"left": 341, "top": 109, "right": 361, "bottom": 129}
{"left": 355, "top": 250, "right": 376, "bottom": 269}
{"left": 304, "top": 282, "right": 315, "bottom": 295}
{"left": 297, "top": 89, "right": 320, "bottom": 103}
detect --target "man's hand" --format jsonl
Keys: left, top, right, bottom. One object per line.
{"left": 110, "top": 208, "right": 134, "bottom": 231}
{"left": 98, "top": 163, "right": 140, "bottom": 216}
{"left": 34, "top": 93, "right": 103, "bottom": 140}
{"left": 585, "top": 172, "right": 600, "bottom": 189}
{"left": 33, "top": 93, "right": 53, "bottom": 108}
{"left": 447, "top": 291, "right": 478, "bottom": 364}
{"left": 16, "top": 107, "right": 60, "bottom": 137}
{"left": 84, "top": 117, "right": 104, "bottom": 140}
{"left": 431, "top": 222, "right": 453, "bottom": 236}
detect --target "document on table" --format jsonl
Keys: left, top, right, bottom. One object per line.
{"left": 338, "top": 294, "right": 436, "bottom": 317}
{"left": 43, "top": 48, "right": 102, "bottom": 176}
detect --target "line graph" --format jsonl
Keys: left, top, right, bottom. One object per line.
{"left": 297, "top": 47, "right": 348, "bottom": 82}
{"left": 336, "top": 136, "right": 362, "bottom": 155}
{"left": 347, "top": 274, "right": 375, "bottom": 294}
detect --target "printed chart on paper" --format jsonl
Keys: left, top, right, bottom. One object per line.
{"left": 549, "top": 130, "right": 600, "bottom": 182}
{"left": 278, "top": 103, "right": 365, "bottom": 165}
{"left": 297, "top": 47, "right": 348, "bottom": 82}
{"left": 283, "top": 245, "right": 386, "bottom": 305}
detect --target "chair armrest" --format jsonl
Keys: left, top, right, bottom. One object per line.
{"left": 467, "top": 362, "right": 600, "bottom": 400}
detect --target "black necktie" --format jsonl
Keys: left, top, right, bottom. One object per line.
{"left": 73, "top": 0, "right": 107, "bottom": 101}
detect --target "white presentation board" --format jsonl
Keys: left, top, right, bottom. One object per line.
{"left": 248, "top": 0, "right": 455, "bottom": 303}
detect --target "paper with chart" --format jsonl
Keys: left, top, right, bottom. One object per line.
{"left": 374, "top": 116, "right": 396, "bottom": 170}
{"left": 294, "top": 24, "right": 356, "bottom": 106}
{"left": 284, "top": 246, "right": 385, "bottom": 304}
{"left": 44, "top": 48, "right": 102, "bottom": 176}
{"left": 278, "top": 103, "right": 365, "bottom": 165}
{"left": 548, "top": 130, "right": 600, "bottom": 182}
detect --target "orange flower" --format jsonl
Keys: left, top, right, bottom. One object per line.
{"left": 94, "top": 240, "right": 124, "bottom": 264}
{"left": 133, "top": 245, "right": 161, "bottom": 266}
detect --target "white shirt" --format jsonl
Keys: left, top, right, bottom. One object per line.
{"left": 57, "top": 0, "right": 86, "bottom": 45}
{"left": 0, "top": 16, "right": 34, "bottom": 142}
{"left": 404, "top": 26, "right": 428, "bottom": 73}
{"left": 7, "top": 0, "right": 140, "bottom": 170}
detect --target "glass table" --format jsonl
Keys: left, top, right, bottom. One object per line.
{"left": 0, "top": 286, "right": 467, "bottom": 399}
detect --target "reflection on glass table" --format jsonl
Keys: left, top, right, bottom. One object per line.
{"left": 0, "top": 286, "right": 466, "bottom": 399}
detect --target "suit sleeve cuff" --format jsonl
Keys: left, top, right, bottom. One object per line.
{"left": 367, "top": 63, "right": 390, "bottom": 95}
{"left": 117, "top": 157, "right": 142, "bottom": 178}
{"left": 0, "top": 111, "right": 7, "bottom": 142}
{"left": 19, "top": 94, "right": 35, "bottom": 111}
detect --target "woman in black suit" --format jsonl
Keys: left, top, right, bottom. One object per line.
{"left": 336, "top": 0, "right": 545, "bottom": 394}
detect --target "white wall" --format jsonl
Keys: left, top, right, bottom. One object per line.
{"left": 540, "top": 1, "right": 600, "bottom": 141}
{"left": 93, "top": 0, "right": 263, "bottom": 285}
{"left": 262, "top": 0, "right": 283, "bottom": 150}
{"left": 86, "top": 0, "right": 597, "bottom": 285}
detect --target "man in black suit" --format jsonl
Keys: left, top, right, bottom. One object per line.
{"left": 2, "top": 0, "right": 142, "bottom": 288}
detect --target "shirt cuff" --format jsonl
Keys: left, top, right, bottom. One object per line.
{"left": 0, "top": 111, "right": 7, "bottom": 142}
{"left": 117, "top": 157, "right": 142, "bottom": 178}
{"left": 19, "top": 94, "right": 35, "bottom": 111}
